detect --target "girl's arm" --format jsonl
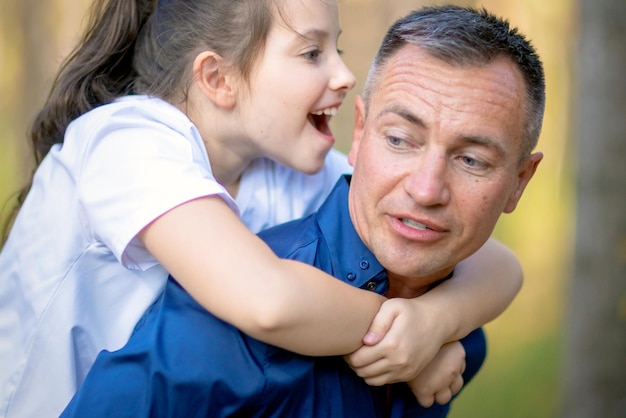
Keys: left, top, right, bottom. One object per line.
{"left": 413, "top": 237, "right": 523, "bottom": 342}
{"left": 139, "top": 195, "right": 385, "bottom": 356}
{"left": 344, "top": 237, "right": 522, "bottom": 384}
{"left": 407, "top": 341, "right": 466, "bottom": 408}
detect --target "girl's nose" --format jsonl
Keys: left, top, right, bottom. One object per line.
{"left": 330, "top": 54, "right": 356, "bottom": 92}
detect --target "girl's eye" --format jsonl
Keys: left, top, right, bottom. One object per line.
{"left": 303, "top": 49, "right": 321, "bottom": 61}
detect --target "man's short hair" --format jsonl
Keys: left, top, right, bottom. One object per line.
{"left": 363, "top": 5, "right": 545, "bottom": 159}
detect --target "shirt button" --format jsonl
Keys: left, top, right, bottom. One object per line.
{"left": 359, "top": 260, "right": 370, "bottom": 270}
{"left": 366, "top": 281, "right": 377, "bottom": 291}
{"left": 347, "top": 272, "right": 356, "bottom": 281}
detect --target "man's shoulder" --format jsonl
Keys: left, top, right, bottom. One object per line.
{"left": 257, "top": 215, "right": 325, "bottom": 263}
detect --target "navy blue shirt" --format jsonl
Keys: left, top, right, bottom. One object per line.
{"left": 61, "top": 175, "right": 486, "bottom": 418}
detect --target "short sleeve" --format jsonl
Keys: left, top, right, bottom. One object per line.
{"left": 237, "top": 149, "right": 353, "bottom": 233}
{"left": 77, "top": 109, "right": 237, "bottom": 270}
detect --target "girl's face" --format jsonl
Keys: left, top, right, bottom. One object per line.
{"left": 236, "top": 0, "right": 355, "bottom": 174}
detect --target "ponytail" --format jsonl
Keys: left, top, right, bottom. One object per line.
{"left": 30, "top": 0, "right": 155, "bottom": 164}
{"left": 1, "top": 0, "right": 154, "bottom": 246}
{"left": 3, "top": 0, "right": 277, "bottom": 245}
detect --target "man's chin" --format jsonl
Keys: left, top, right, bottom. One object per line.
{"left": 384, "top": 254, "right": 456, "bottom": 283}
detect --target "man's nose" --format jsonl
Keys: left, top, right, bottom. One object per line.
{"left": 403, "top": 153, "right": 451, "bottom": 207}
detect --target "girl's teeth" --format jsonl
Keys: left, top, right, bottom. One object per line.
{"left": 312, "top": 108, "right": 338, "bottom": 116}
{"left": 402, "top": 219, "right": 429, "bottom": 230}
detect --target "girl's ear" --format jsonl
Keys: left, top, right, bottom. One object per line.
{"left": 193, "top": 51, "right": 237, "bottom": 109}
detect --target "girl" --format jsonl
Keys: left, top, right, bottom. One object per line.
{"left": 0, "top": 0, "right": 522, "bottom": 416}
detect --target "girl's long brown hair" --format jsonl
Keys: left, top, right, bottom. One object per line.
{"left": 3, "top": 0, "right": 275, "bottom": 244}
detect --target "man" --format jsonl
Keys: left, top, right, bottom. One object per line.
{"left": 61, "top": 5, "right": 544, "bottom": 417}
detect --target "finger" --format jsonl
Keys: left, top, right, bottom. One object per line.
{"left": 362, "top": 302, "right": 399, "bottom": 346}
{"left": 346, "top": 361, "right": 397, "bottom": 386}
{"left": 344, "top": 345, "right": 384, "bottom": 369}
{"left": 450, "top": 375, "right": 464, "bottom": 396}
{"left": 416, "top": 393, "right": 435, "bottom": 408}
{"left": 434, "top": 388, "right": 453, "bottom": 405}
{"left": 346, "top": 358, "right": 392, "bottom": 380}
{"left": 362, "top": 373, "right": 397, "bottom": 387}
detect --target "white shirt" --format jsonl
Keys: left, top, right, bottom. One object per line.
{"left": 0, "top": 96, "right": 352, "bottom": 418}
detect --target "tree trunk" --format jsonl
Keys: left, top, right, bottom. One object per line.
{"left": 562, "top": 0, "right": 626, "bottom": 416}
{"left": 14, "top": 0, "right": 59, "bottom": 178}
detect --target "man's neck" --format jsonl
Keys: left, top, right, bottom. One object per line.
{"left": 385, "top": 270, "right": 455, "bottom": 298}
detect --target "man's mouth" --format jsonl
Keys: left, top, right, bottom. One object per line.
{"left": 401, "top": 218, "right": 431, "bottom": 231}
{"left": 308, "top": 107, "right": 338, "bottom": 136}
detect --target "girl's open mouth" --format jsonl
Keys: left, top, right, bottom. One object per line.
{"left": 308, "top": 107, "right": 338, "bottom": 136}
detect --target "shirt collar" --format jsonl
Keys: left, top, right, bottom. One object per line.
{"left": 315, "top": 175, "right": 387, "bottom": 290}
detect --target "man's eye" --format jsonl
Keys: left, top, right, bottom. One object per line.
{"left": 387, "top": 136, "right": 405, "bottom": 147}
{"left": 460, "top": 155, "right": 486, "bottom": 169}
{"left": 462, "top": 156, "right": 477, "bottom": 166}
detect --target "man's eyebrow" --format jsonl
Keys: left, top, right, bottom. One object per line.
{"left": 376, "top": 104, "right": 508, "bottom": 156}
{"left": 376, "top": 104, "right": 426, "bottom": 128}
{"left": 462, "top": 135, "right": 507, "bottom": 157}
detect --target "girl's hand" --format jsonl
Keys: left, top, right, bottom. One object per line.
{"left": 407, "top": 341, "right": 466, "bottom": 407}
{"left": 344, "top": 297, "right": 448, "bottom": 385}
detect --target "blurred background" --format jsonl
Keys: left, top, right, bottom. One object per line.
{"left": 0, "top": 0, "right": 624, "bottom": 417}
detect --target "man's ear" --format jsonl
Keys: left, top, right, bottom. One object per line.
{"left": 348, "top": 95, "right": 366, "bottom": 167}
{"left": 193, "top": 51, "right": 236, "bottom": 109}
{"left": 503, "top": 151, "right": 543, "bottom": 213}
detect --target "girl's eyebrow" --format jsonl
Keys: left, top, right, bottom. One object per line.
{"left": 297, "top": 28, "right": 330, "bottom": 41}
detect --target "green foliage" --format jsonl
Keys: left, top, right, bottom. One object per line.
{"left": 450, "top": 331, "right": 563, "bottom": 418}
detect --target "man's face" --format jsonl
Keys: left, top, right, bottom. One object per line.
{"left": 348, "top": 45, "right": 542, "bottom": 287}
